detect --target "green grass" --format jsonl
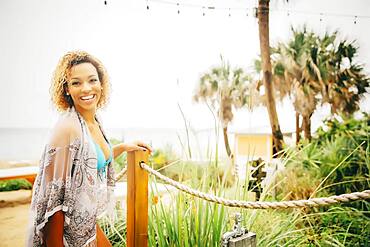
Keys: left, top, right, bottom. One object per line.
{"left": 98, "top": 113, "right": 370, "bottom": 246}
{"left": 99, "top": 152, "right": 369, "bottom": 246}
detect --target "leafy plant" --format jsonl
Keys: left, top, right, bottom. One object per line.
{"left": 101, "top": 109, "right": 369, "bottom": 247}
{"left": 110, "top": 138, "right": 127, "bottom": 174}
{"left": 0, "top": 179, "right": 32, "bottom": 191}
{"left": 98, "top": 209, "right": 127, "bottom": 247}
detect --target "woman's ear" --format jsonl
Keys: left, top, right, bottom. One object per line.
{"left": 64, "top": 83, "right": 70, "bottom": 96}
{"left": 63, "top": 84, "right": 74, "bottom": 107}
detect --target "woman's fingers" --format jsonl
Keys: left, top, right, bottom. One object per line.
{"left": 141, "top": 145, "right": 152, "bottom": 153}
{"left": 139, "top": 145, "right": 152, "bottom": 153}
{"left": 125, "top": 142, "right": 152, "bottom": 153}
{"left": 135, "top": 141, "right": 153, "bottom": 153}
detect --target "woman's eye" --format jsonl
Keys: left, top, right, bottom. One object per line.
{"left": 90, "top": 79, "right": 98, "bottom": 83}
{"left": 71, "top": 81, "right": 80, "bottom": 86}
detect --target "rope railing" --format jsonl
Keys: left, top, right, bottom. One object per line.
{"left": 140, "top": 162, "right": 370, "bottom": 209}
{"left": 115, "top": 167, "right": 127, "bottom": 182}
{"left": 125, "top": 151, "right": 368, "bottom": 247}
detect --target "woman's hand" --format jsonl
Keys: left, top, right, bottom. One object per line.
{"left": 125, "top": 141, "right": 152, "bottom": 153}
{"left": 113, "top": 141, "right": 152, "bottom": 159}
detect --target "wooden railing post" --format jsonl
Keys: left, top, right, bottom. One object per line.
{"left": 127, "top": 150, "right": 149, "bottom": 247}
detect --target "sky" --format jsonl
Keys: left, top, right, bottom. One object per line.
{"left": 0, "top": 0, "right": 369, "bottom": 133}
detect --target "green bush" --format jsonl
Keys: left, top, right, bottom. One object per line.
{"left": 285, "top": 113, "right": 369, "bottom": 198}
{"left": 110, "top": 138, "right": 127, "bottom": 173}
{"left": 149, "top": 145, "right": 179, "bottom": 170}
{"left": 314, "top": 113, "right": 369, "bottom": 193}
{"left": 276, "top": 113, "right": 370, "bottom": 246}
{"left": 0, "top": 179, "right": 32, "bottom": 191}
{"left": 101, "top": 114, "right": 369, "bottom": 246}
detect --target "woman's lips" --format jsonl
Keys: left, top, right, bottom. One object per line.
{"left": 80, "top": 94, "right": 96, "bottom": 103}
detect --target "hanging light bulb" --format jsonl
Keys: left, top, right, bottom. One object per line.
{"left": 354, "top": 15, "right": 357, "bottom": 24}
{"left": 177, "top": 3, "right": 180, "bottom": 14}
{"left": 253, "top": 7, "right": 258, "bottom": 18}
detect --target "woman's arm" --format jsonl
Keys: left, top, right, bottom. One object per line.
{"left": 112, "top": 143, "right": 126, "bottom": 159}
{"left": 113, "top": 142, "right": 152, "bottom": 159}
{"left": 44, "top": 211, "right": 65, "bottom": 247}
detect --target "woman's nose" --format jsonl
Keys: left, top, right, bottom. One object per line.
{"left": 81, "top": 81, "right": 92, "bottom": 92}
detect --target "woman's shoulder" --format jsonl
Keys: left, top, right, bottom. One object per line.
{"left": 48, "top": 109, "right": 83, "bottom": 146}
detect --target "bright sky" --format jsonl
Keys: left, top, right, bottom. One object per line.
{"left": 0, "top": 0, "right": 369, "bottom": 131}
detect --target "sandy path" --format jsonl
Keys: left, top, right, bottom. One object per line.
{"left": 0, "top": 182, "right": 175, "bottom": 247}
{"left": 0, "top": 190, "right": 32, "bottom": 247}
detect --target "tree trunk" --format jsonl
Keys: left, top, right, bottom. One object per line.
{"left": 302, "top": 115, "right": 312, "bottom": 141}
{"left": 295, "top": 112, "right": 301, "bottom": 145}
{"left": 257, "top": 0, "right": 284, "bottom": 155}
{"left": 223, "top": 126, "right": 232, "bottom": 158}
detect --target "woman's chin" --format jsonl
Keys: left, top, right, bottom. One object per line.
{"left": 75, "top": 103, "right": 98, "bottom": 112}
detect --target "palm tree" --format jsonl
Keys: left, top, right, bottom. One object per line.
{"left": 193, "top": 58, "right": 254, "bottom": 158}
{"left": 255, "top": 27, "right": 369, "bottom": 142}
{"left": 257, "top": 0, "right": 285, "bottom": 154}
{"left": 274, "top": 28, "right": 324, "bottom": 141}
{"left": 253, "top": 28, "right": 319, "bottom": 141}
{"left": 324, "top": 41, "right": 370, "bottom": 116}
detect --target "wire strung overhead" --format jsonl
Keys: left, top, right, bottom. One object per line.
{"left": 145, "top": 0, "right": 370, "bottom": 23}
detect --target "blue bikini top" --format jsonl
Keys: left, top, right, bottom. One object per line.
{"left": 89, "top": 136, "right": 113, "bottom": 176}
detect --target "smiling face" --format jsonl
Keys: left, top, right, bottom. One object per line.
{"left": 66, "top": 62, "right": 102, "bottom": 114}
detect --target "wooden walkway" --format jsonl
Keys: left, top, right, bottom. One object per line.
{"left": 0, "top": 166, "right": 38, "bottom": 184}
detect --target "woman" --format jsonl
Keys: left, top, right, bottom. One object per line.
{"left": 27, "top": 51, "right": 151, "bottom": 246}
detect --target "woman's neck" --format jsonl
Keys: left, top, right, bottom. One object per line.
{"left": 75, "top": 106, "right": 97, "bottom": 125}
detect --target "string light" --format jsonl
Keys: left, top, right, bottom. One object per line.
{"left": 148, "top": 0, "right": 250, "bottom": 11}
{"left": 146, "top": 0, "right": 370, "bottom": 22}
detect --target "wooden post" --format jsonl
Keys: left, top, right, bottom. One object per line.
{"left": 295, "top": 112, "right": 300, "bottom": 145}
{"left": 127, "top": 150, "right": 149, "bottom": 247}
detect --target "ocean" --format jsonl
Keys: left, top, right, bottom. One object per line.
{"left": 0, "top": 127, "right": 221, "bottom": 162}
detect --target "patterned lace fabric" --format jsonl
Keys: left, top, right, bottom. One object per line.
{"left": 27, "top": 108, "right": 115, "bottom": 247}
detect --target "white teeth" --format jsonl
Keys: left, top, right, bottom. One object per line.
{"left": 81, "top": 95, "right": 94, "bottom": 100}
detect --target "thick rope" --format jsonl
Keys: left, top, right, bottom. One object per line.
{"left": 114, "top": 167, "right": 127, "bottom": 182}
{"left": 140, "top": 162, "right": 370, "bottom": 209}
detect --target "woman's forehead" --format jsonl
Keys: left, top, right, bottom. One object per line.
{"left": 68, "top": 62, "right": 98, "bottom": 79}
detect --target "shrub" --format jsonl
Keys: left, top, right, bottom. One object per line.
{"left": 313, "top": 113, "right": 369, "bottom": 195}
{"left": 0, "top": 179, "right": 32, "bottom": 191}
{"left": 110, "top": 138, "right": 127, "bottom": 173}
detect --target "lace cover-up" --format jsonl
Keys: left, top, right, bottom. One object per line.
{"left": 27, "top": 108, "right": 116, "bottom": 247}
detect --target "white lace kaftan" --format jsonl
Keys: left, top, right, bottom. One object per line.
{"left": 27, "top": 107, "right": 115, "bottom": 247}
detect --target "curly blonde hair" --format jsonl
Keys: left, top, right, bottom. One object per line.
{"left": 50, "top": 51, "right": 110, "bottom": 111}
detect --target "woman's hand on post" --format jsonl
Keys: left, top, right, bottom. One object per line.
{"left": 113, "top": 142, "right": 152, "bottom": 159}
{"left": 124, "top": 141, "right": 152, "bottom": 154}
